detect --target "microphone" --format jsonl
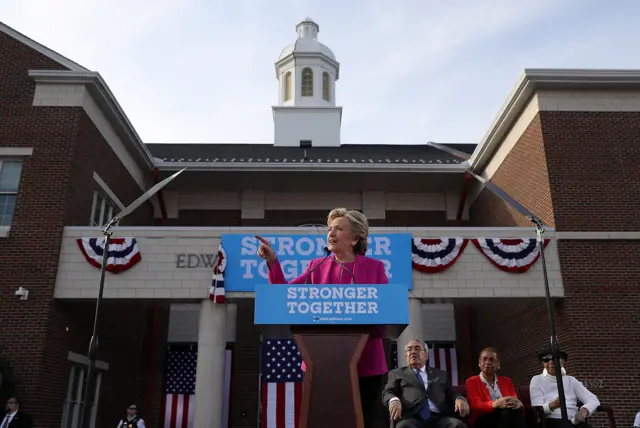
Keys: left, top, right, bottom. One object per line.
{"left": 326, "top": 248, "right": 357, "bottom": 284}
{"left": 304, "top": 247, "right": 332, "bottom": 284}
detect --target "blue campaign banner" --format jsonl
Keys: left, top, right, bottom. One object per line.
{"left": 254, "top": 283, "right": 409, "bottom": 325}
{"left": 221, "top": 233, "right": 413, "bottom": 292}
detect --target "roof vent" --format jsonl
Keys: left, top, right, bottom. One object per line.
{"left": 300, "top": 140, "right": 312, "bottom": 148}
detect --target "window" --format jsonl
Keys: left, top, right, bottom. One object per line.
{"left": 300, "top": 140, "right": 312, "bottom": 148}
{"left": 0, "top": 160, "right": 23, "bottom": 227}
{"left": 61, "top": 352, "right": 108, "bottom": 428}
{"left": 284, "top": 72, "right": 292, "bottom": 101}
{"left": 322, "top": 72, "right": 330, "bottom": 101}
{"left": 301, "top": 68, "right": 313, "bottom": 97}
{"left": 90, "top": 191, "right": 116, "bottom": 226}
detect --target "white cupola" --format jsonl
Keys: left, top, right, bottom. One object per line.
{"left": 272, "top": 18, "right": 342, "bottom": 147}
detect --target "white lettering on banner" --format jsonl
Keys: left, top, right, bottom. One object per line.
{"left": 286, "top": 286, "right": 379, "bottom": 315}
{"left": 241, "top": 258, "right": 392, "bottom": 280}
{"left": 367, "top": 237, "right": 391, "bottom": 257}
{"left": 237, "top": 235, "right": 394, "bottom": 279}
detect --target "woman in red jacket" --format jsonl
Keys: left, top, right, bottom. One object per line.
{"left": 465, "top": 347, "right": 527, "bottom": 428}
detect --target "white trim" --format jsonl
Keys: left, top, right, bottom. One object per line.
{"left": 556, "top": 231, "right": 640, "bottom": 240}
{"left": 28, "top": 70, "right": 155, "bottom": 171}
{"left": 0, "top": 226, "right": 9, "bottom": 238}
{"left": 155, "top": 161, "right": 466, "bottom": 173}
{"left": 469, "top": 68, "right": 640, "bottom": 172}
{"left": 92, "top": 172, "right": 125, "bottom": 210}
{"left": 0, "top": 22, "right": 89, "bottom": 72}
{"left": 67, "top": 351, "right": 110, "bottom": 370}
{"left": 90, "top": 192, "right": 98, "bottom": 226}
{"left": 62, "top": 225, "right": 555, "bottom": 237}
{"left": 0, "top": 147, "right": 33, "bottom": 156}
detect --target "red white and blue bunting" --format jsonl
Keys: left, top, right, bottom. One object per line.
{"left": 471, "top": 238, "right": 550, "bottom": 273}
{"left": 411, "top": 237, "right": 550, "bottom": 273}
{"left": 210, "top": 243, "right": 227, "bottom": 304}
{"left": 412, "top": 238, "right": 469, "bottom": 273}
{"left": 76, "top": 237, "right": 142, "bottom": 273}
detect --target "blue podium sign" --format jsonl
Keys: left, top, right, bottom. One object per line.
{"left": 254, "top": 283, "right": 409, "bottom": 325}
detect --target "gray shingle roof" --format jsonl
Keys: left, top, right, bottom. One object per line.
{"left": 146, "top": 143, "right": 476, "bottom": 165}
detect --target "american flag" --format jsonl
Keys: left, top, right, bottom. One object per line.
{"left": 209, "top": 244, "right": 226, "bottom": 303}
{"left": 163, "top": 344, "right": 197, "bottom": 428}
{"left": 260, "top": 338, "right": 304, "bottom": 428}
{"left": 390, "top": 341, "right": 459, "bottom": 386}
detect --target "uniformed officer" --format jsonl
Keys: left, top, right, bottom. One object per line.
{"left": 116, "top": 404, "right": 145, "bottom": 428}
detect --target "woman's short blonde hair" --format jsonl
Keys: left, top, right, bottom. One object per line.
{"left": 327, "top": 208, "right": 369, "bottom": 255}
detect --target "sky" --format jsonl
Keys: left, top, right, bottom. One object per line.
{"left": 2, "top": 0, "right": 640, "bottom": 146}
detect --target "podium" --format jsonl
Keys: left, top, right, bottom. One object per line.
{"left": 255, "top": 283, "right": 409, "bottom": 428}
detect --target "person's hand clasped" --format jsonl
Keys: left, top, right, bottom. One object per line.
{"left": 455, "top": 398, "right": 470, "bottom": 417}
{"left": 492, "top": 397, "right": 509, "bottom": 409}
{"left": 505, "top": 396, "right": 522, "bottom": 409}
{"left": 389, "top": 400, "right": 402, "bottom": 420}
{"left": 575, "top": 407, "right": 589, "bottom": 423}
{"left": 550, "top": 396, "right": 561, "bottom": 411}
{"left": 255, "top": 235, "right": 276, "bottom": 264}
{"left": 492, "top": 396, "right": 521, "bottom": 409}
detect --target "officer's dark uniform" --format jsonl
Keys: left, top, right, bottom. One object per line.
{"left": 118, "top": 415, "right": 141, "bottom": 428}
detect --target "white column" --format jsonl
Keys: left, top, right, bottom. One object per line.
{"left": 397, "top": 298, "right": 425, "bottom": 362}
{"left": 193, "top": 300, "right": 227, "bottom": 428}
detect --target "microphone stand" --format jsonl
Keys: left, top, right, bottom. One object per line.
{"left": 79, "top": 168, "right": 186, "bottom": 428}
{"left": 464, "top": 170, "right": 569, "bottom": 422}
{"left": 425, "top": 142, "right": 568, "bottom": 421}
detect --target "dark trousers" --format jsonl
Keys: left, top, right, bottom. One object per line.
{"left": 475, "top": 408, "right": 528, "bottom": 428}
{"left": 396, "top": 412, "right": 467, "bottom": 428}
{"left": 359, "top": 374, "right": 384, "bottom": 428}
{"left": 545, "top": 418, "right": 592, "bottom": 428}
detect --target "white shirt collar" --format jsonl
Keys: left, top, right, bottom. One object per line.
{"left": 415, "top": 365, "right": 427, "bottom": 374}
{"left": 480, "top": 372, "right": 498, "bottom": 385}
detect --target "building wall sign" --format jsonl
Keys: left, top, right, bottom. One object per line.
{"left": 221, "top": 233, "right": 413, "bottom": 292}
{"left": 175, "top": 253, "right": 217, "bottom": 269}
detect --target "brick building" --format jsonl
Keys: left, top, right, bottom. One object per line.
{"left": 1, "top": 17, "right": 639, "bottom": 428}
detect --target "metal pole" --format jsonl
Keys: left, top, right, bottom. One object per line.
{"left": 79, "top": 227, "right": 113, "bottom": 428}
{"left": 533, "top": 220, "right": 569, "bottom": 422}
{"left": 75, "top": 168, "right": 187, "bottom": 428}
{"left": 422, "top": 143, "right": 570, "bottom": 422}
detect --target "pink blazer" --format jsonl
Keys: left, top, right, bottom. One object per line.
{"left": 267, "top": 254, "right": 389, "bottom": 378}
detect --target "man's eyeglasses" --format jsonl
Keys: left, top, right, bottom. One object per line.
{"left": 542, "top": 356, "right": 565, "bottom": 363}
{"left": 405, "top": 346, "right": 424, "bottom": 352}
{"left": 6, "top": 401, "right": 16, "bottom": 405}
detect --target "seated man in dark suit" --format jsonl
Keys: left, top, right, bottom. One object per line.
{"left": 382, "top": 339, "right": 469, "bottom": 428}
{"left": 1, "top": 397, "right": 32, "bottom": 428}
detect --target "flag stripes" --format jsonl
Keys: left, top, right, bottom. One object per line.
{"left": 259, "top": 338, "right": 304, "bottom": 428}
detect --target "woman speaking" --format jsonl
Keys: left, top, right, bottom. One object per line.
{"left": 255, "top": 208, "right": 388, "bottom": 428}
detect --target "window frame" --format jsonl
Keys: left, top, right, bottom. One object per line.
{"left": 284, "top": 71, "right": 292, "bottom": 101}
{"left": 0, "top": 159, "right": 23, "bottom": 228}
{"left": 322, "top": 72, "right": 330, "bottom": 101}
{"left": 89, "top": 190, "right": 116, "bottom": 227}
{"left": 60, "top": 352, "right": 109, "bottom": 428}
{"left": 301, "top": 68, "right": 314, "bottom": 97}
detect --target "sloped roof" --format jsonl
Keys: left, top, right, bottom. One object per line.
{"left": 0, "top": 21, "right": 89, "bottom": 71}
{"left": 147, "top": 143, "right": 476, "bottom": 166}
